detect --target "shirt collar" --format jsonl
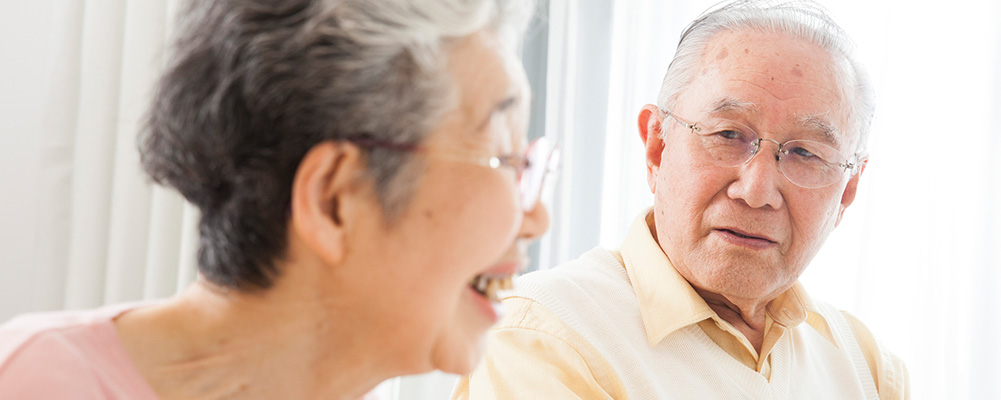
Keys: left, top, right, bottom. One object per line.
{"left": 618, "top": 208, "right": 837, "bottom": 347}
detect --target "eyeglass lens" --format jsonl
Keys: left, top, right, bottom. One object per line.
{"left": 694, "top": 120, "right": 849, "bottom": 188}
{"left": 519, "top": 136, "right": 559, "bottom": 211}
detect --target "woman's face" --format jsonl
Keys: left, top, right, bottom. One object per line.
{"left": 348, "top": 30, "right": 549, "bottom": 375}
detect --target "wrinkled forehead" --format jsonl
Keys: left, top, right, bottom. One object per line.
{"left": 441, "top": 30, "right": 530, "bottom": 150}
{"left": 690, "top": 30, "right": 858, "bottom": 149}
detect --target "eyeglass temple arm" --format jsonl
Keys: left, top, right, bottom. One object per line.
{"left": 843, "top": 152, "right": 869, "bottom": 175}
{"left": 342, "top": 134, "right": 422, "bottom": 152}
{"left": 661, "top": 109, "right": 699, "bottom": 131}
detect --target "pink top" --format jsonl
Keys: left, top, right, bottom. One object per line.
{"left": 0, "top": 303, "right": 158, "bottom": 399}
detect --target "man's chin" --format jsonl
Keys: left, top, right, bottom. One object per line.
{"left": 689, "top": 263, "right": 788, "bottom": 298}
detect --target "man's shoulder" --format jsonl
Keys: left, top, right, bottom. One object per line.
{"left": 516, "top": 247, "right": 632, "bottom": 297}
{"left": 838, "top": 310, "right": 911, "bottom": 399}
{"left": 500, "top": 247, "right": 644, "bottom": 341}
{"left": 802, "top": 300, "right": 910, "bottom": 400}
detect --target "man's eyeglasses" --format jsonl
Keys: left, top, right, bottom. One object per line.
{"left": 662, "top": 110, "right": 865, "bottom": 189}
{"left": 344, "top": 135, "right": 560, "bottom": 211}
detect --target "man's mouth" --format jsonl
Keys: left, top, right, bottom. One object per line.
{"left": 469, "top": 274, "right": 515, "bottom": 303}
{"left": 727, "top": 229, "right": 759, "bottom": 240}
{"left": 719, "top": 228, "right": 776, "bottom": 243}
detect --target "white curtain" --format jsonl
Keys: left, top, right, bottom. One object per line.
{"left": 3, "top": 1, "right": 999, "bottom": 399}
{"left": 0, "top": 0, "right": 197, "bottom": 320}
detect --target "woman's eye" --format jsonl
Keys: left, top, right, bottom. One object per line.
{"left": 500, "top": 155, "right": 528, "bottom": 171}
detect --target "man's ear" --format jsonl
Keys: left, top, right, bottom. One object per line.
{"left": 835, "top": 159, "right": 867, "bottom": 227}
{"left": 638, "top": 104, "right": 665, "bottom": 193}
{"left": 289, "top": 141, "right": 367, "bottom": 266}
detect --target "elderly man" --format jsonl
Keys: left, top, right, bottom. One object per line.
{"left": 453, "top": 0, "right": 909, "bottom": 399}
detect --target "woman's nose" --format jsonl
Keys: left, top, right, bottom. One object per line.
{"left": 518, "top": 200, "right": 550, "bottom": 240}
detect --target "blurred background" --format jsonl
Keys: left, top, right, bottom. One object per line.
{"left": 1, "top": 0, "right": 998, "bottom": 399}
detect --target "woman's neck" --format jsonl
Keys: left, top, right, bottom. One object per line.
{"left": 114, "top": 279, "right": 391, "bottom": 400}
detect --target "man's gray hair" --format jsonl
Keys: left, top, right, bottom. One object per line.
{"left": 658, "top": 0, "right": 874, "bottom": 153}
{"left": 140, "top": 0, "right": 534, "bottom": 289}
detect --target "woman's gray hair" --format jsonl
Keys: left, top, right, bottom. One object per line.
{"left": 140, "top": 0, "right": 535, "bottom": 289}
{"left": 657, "top": 0, "right": 874, "bottom": 153}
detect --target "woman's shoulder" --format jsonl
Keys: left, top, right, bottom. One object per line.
{"left": 1, "top": 303, "right": 138, "bottom": 358}
{"left": 0, "top": 302, "right": 160, "bottom": 399}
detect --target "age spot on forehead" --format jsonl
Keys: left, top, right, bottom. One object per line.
{"left": 791, "top": 64, "right": 803, "bottom": 77}
{"left": 717, "top": 47, "right": 728, "bottom": 60}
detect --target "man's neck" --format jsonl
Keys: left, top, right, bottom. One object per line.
{"left": 694, "top": 287, "right": 771, "bottom": 353}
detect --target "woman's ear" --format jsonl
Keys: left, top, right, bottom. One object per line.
{"left": 289, "top": 141, "right": 367, "bottom": 265}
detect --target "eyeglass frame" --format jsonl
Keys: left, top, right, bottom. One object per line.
{"left": 342, "top": 134, "right": 559, "bottom": 211}
{"left": 660, "top": 108, "right": 867, "bottom": 189}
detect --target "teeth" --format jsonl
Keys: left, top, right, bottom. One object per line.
{"left": 470, "top": 275, "right": 515, "bottom": 302}
{"left": 485, "top": 279, "right": 499, "bottom": 302}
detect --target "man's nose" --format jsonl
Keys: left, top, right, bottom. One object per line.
{"left": 726, "top": 140, "right": 785, "bottom": 209}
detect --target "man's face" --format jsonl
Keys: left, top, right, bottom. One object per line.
{"left": 644, "top": 30, "right": 864, "bottom": 302}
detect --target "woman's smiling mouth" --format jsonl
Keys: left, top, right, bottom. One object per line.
{"left": 469, "top": 274, "right": 515, "bottom": 302}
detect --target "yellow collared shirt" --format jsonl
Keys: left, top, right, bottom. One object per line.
{"left": 453, "top": 209, "right": 909, "bottom": 399}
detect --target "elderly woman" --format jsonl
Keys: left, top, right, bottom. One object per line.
{"left": 0, "top": 0, "right": 551, "bottom": 398}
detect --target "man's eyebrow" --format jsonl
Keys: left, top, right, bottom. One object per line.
{"left": 704, "top": 98, "right": 757, "bottom": 115}
{"left": 701, "top": 98, "right": 842, "bottom": 147}
{"left": 477, "top": 95, "right": 518, "bottom": 131}
{"left": 797, "top": 113, "right": 840, "bottom": 147}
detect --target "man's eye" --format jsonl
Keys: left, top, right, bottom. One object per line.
{"left": 789, "top": 146, "right": 818, "bottom": 158}
{"left": 714, "top": 130, "right": 743, "bottom": 140}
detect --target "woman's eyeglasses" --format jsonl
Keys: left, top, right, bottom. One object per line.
{"left": 344, "top": 135, "right": 560, "bottom": 211}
